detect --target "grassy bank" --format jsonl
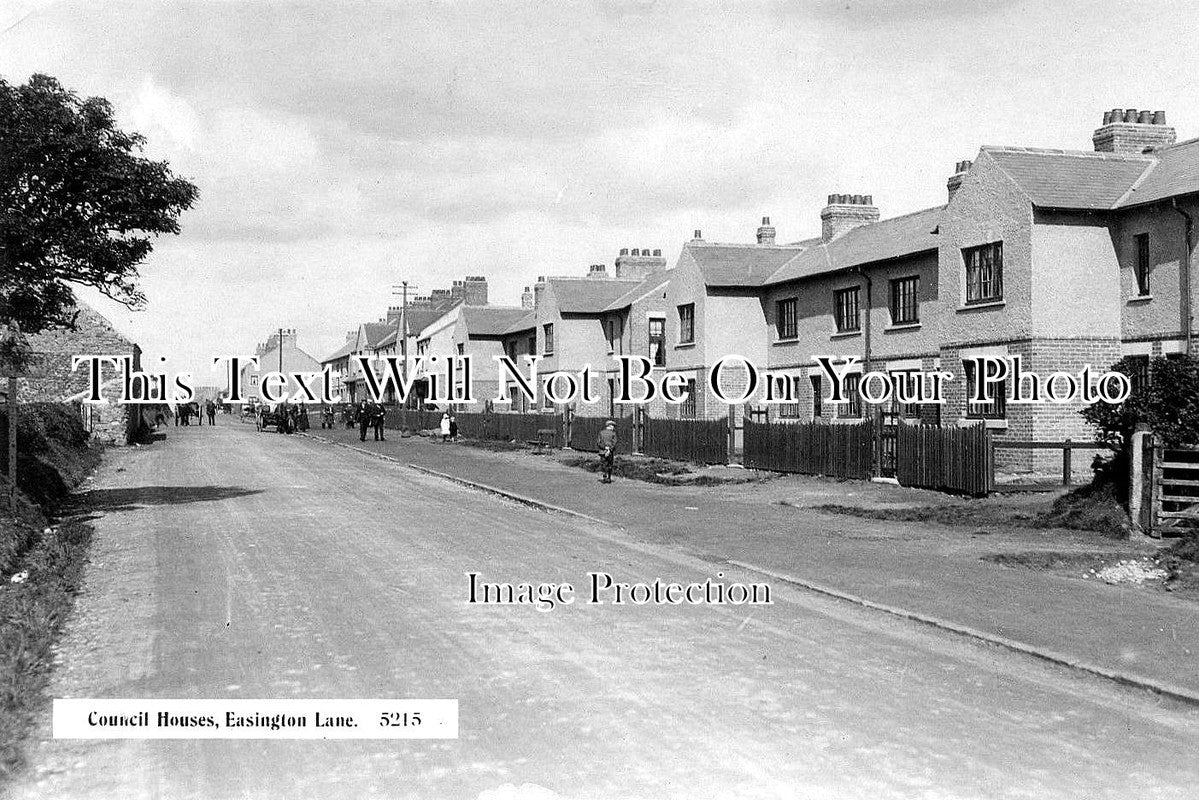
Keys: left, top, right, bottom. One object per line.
{"left": 0, "top": 403, "right": 101, "bottom": 780}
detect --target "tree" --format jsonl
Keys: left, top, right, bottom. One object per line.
{"left": 0, "top": 73, "right": 198, "bottom": 343}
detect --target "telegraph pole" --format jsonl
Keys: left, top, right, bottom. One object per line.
{"left": 391, "top": 282, "right": 419, "bottom": 404}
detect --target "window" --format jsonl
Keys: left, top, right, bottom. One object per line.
{"left": 891, "top": 371, "right": 921, "bottom": 418}
{"left": 838, "top": 373, "right": 862, "bottom": 418}
{"left": 607, "top": 318, "right": 621, "bottom": 354}
{"left": 810, "top": 375, "right": 822, "bottom": 419}
{"left": 964, "top": 242, "right": 1003, "bottom": 304}
{"left": 1127, "top": 355, "right": 1150, "bottom": 393}
{"left": 834, "top": 287, "right": 860, "bottom": 333}
{"left": 678, "top": 303, "right": 695, "bottom": 344}
{"left": 505, "top": 340, "right": 517, "bottom": 362}
{"left": 543, "top": 323, "right": 554, "bottom": 355}
{"left": 680, "top": 378, "right": 697, "bottom": 419}
{"left": 963, "top": 359, "right": 1006, "bottom": 419}
{"left": 648, "top": 318, "right": 666, "bottom": 367}
{"left": 778, "top": 375, "right": 802, "bottom": 418}
{"left": 776, "top": 297, "right": 798, "bottom": 340}
{"left": 889, "top": 276, "right": 920, "bottom": 325}
{"left": 527, "top": 335, "right": 536, "bottom": 356}
{"left": 1135, "top": 233, "right": 1151, "bottom": 296}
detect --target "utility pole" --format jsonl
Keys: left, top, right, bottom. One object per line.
{"left": 391, "top": 282, "right": 419, "bottom": 405}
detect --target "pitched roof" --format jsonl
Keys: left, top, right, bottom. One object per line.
{"left": 320, "top": 340, "right": 356, "bottom": 363}
{"left": 765, "top": 206, "right": 944, "bottom": 285}
{"left": 1116, "top": 137, "right": 1199, "bottom": 207}
{"left": 600, "top": 272, "right": 671, "bottom": 312}
{"left": 460, "top": 305, "right": 534, "bottom": 337}
{"left": 685, "top": 243, "right": 805, "bottom": 287}
{"left": 361, "top": 322, "right": 395, "bottom": 348}
{"left": 548, "top": 277, "right": 645, "bottom": 313}
{"left": 983, "top": 146, "right": 1153, "bottom": 210}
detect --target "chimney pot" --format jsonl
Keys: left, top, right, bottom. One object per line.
{"left": 1154, "top": 110, "right": 1166, "bottom": 125}
{"left": 762, "top": 216, "right": 770, "bottom": 225}
{"left": 1138, "top": 110, "right": 1152, "bottom": 124}
{"left": 1124, "top": 108, "right": 1138, "bottom": 123}
{"left": 620, "top": 247, "right": 629, "bottom": 256}
{"left": 693, "top": 229, "right": 703, "bottom": 240}
{"left": 653, "top": 249, "right": 661, "bottom": 256}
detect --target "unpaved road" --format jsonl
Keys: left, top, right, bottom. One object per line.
{"left": 8, "top": 421, "right": 1199, "bottom": 799}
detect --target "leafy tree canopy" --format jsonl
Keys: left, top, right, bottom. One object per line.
{"left": 0, "top": 73, "right": 198, "bottom": 340}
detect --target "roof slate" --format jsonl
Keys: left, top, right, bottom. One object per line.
{"left": 686, "top": 244, "right": 804, "bottom": 287}
{"left": 550, "top": 278, "right": 645, "bottom": 313}
{"left": 765, "top": 206, "right": 944, "bottom": 285}
{"left": 1117, "top": 137, "right": 1199, "bottom": 207}
{"left": 984, "top": 147, "right": 1153, "bottom": 209}
{"left": 460, "top": 305, "right": 535, "bottom": 337}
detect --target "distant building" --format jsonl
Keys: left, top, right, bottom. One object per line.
{"left": 17, "top": 300, "right": 143, "bottom": 444}
{"left": 235, "top": 329, "right": 320, "bottom": 407}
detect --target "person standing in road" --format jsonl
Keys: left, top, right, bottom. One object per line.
{"left": 440, "top": 411, "right": 451, "bottom": 443}
{"left": 357, "top": 399, "right": 371, "bottom": 442}
{"left": 448, "top": 411, "right": 458, "bottom": 442}
{"left": 206, "top": 399, "right": 216, "bottom": 426}
{"left": 371, "top": 402, "right": 387, "bottom": 441}
{"left": 596, "top": 419, "right": 617, "bottom": 484}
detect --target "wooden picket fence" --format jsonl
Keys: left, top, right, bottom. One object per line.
{"left": 743, "top": 420, "right": 873, "bottom": 480}
{"left": 569, "top": 415, "right": 635, "bottom": 454}
{"left": 453, "top": 411, "right": 562, "bottom": 445}
{"left": 895, "top": 423, "right": 993, "bottom": 495}
{"left": 641, "top": 417, "right": 729, "bottom": 465}
{"left": 383, "top": 407, "right": 442, "bottom": 433}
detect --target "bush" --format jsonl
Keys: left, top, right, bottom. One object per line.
{"left": 0, "top": 402, "right": 99, "bottom": 505}
{"left": 1082, "top": 356, "right": 1199, "bottom": 502}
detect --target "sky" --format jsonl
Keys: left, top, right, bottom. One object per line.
{"left": 2, "top": 0, "right": 1197, "bottom": 381}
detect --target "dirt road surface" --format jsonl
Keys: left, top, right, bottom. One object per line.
{"left": 10, "top": 422, "right": 1199, "bottom": 799}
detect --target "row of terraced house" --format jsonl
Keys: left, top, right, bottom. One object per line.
{"left": 321, "top": 108, "right": 1199, "bottom": 476}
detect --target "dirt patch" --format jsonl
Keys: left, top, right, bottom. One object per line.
{"left": 1032, "top": 482, "right": 1130, "bottom": 539}
{"left": 812, "top": 502, "right": 1040, "bottom": 529}
{"left": 1160, "top": 534, "right": 1199, "bottom": 599}
{"left": 983, "top": 550, "right": 1179, "bottom": 596}
{"left": 558, "top": 454, "right": 761, "bottom": 486}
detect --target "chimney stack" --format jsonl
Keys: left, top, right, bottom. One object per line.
{"left": 756, "top": 216, "right": 776, "bottom": 245}
{"left": 533, "top": 277, "right": 546, "bottom": 311}
{"left": 1093, "top": 108, "right": 1175, "bottom": 154}
{"left": 820, "top": 194, "right": 880, "bottom": 242}
{"left": 614, "top": 246, "right": 667, "bottom": 281}
{"left": 450, "top": 280, "right": 465, "bottom": 302}
{"left": 692, "top": 229, "right": 704, "bottom": 242}
{"left": 463, "top": 275, "right": 488, "bottom": 305}
{"left": 947, "top": 160, "right": 972, "bottom": 202}
{"left": 521, "top": 286, "right": 534, "bottom": 309}
{"left": 587, "top": 264, "right": 608, "bottom": 279}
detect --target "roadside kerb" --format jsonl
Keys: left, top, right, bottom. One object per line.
{"left": 300, "top": 432, "right": 614, "bottom": 528}
{"left": 302, "top": 431, "right": 1199, "bottom": 707}
{"left": 729, "top": 560, "right": 1199, "bottom": 708}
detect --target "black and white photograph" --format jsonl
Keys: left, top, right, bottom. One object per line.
{"left": 1, "top": 1, "right": 1198, "bottom": 797}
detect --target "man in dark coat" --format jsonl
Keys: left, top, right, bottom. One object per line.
{"left": 357, "top": 399, "right": 372, "bottom": 442}
{"left": 371, "top": 402, "right": 387, "bottom": 441}
{"left": 596, "top": 420, "right": 617, "bottom": 484}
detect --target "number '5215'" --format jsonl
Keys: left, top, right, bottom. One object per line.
{"left": 380, "top": 712, "right": 422, "bottom": 727}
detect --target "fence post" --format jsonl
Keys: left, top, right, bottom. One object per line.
{"left": 1063, "top": 438, "right": 1072, "bottom": 487}
{"left": 1129, "top": 429, "right": 1146, "bottom": 535}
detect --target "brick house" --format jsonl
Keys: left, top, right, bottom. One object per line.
{"left": 665, "top": 108, "right": 1198, "bottom": 476}
{"left": 524, "top": 248, "right": 670, "bottom": 418}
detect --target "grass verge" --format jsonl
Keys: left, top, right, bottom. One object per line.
{"left": 0, "top": 515, "right": 93, "bottom": 779}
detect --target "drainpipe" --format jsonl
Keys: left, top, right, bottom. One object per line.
{"left": 855, "top": 266, "right": 879, "bottom": 476}
{"left": 1174, "top": 198, "right": 1194, "bottom": 357}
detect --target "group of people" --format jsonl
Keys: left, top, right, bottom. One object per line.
{"left": 355, "top": 399, "right": 388, "bottom": 442}
{"left": 162, "top": 399, "right": 218, "bottom": 427}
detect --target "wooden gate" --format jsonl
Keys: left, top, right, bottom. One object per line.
{"left": 1150, "top": 444, "right": 1199, "bottom": 535}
